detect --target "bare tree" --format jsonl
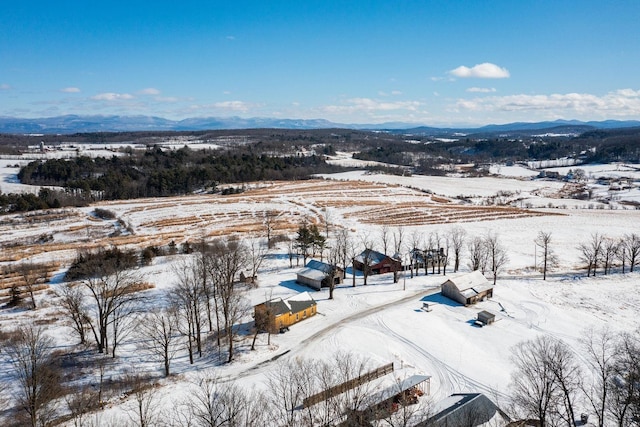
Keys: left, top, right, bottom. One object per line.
{"left": 393, "top": 226, "right": 405, "bottom": 257}
{"left": 82, "top": 260, "right": 145, "bottom": 355}
{"left": 535, "top": 231, "right": 556, "bottom": 280}
{"left": 358, "top": 235, "right": 376, "bottom": 286}
{"left": 267, "top": 359, "right": 307, "bottom": 426}
{"left": 263, "top": 210, "right": 277, "bottom": 248}
{"left": 484, "top": 232, "right": 508, "bottom": 285}
{"left": 139, "top": 307, "right": 180, "bottom": 377}
{"left": 468, "top": 235, "right": 488, "bottom": 273}
{"left": 170, "top": 258, "right": 204, "bottom": 363}
{"left": 449, "top": 226, "right": 466, "bottom": 273}
{"left": 246, "top": 237, "right": 268, "bottom": 285}
{"left": 578, "top": 233, "right": 604, "bottom": 277}
{"left": 602, "top": 237, "right": 619, "bottom": 275}
{"left": 581, "top": 327, "right": 618, "bottom": 427}
{"left": 4, "top": 326, "right": 62, "bottom": 427}
{"left": 380, "top": 225, "right": 391, "bottom": 257}
{"left": 546, "top": 338, "right": 581, "bottom": 426}
{"left": 409, "top": 231, "right": 423, "bottom": 278}
{"left": 17, "top": 261, "right": 44, "bottom": 310}
{"left": 208, "top": 238, "right": 249, "bottom": 363}
{"left": 334, "top": 227, "right": 352, "bottom": 280}
{"left": 608, "top": 329, "right": 640, "bottom": 427}
{"left": 124, "top": 374, "right": 161, "bottom": 427}
{"left": 510, "top": 336, "right": 562, "bottom": 427}
{"left": 57, "top": 283, "right": 90, "bottom": 345}
{"left": 621, "top": 233, "right": 640, "bottom": 273}
{"left": 251, "top": 291, "right": 276, "bottom": 349}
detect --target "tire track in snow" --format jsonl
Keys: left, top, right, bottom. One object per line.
{"left": 372, "top": 313, "right": 509, "bottom": 401}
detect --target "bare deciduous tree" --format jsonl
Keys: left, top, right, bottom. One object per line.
{"left": 535, "top": 231, "right": 556, "bottom": 280}
{"left": 208, "top": 238, "right": 249, "bottom": 363}
{"left": 621, "top": 233, "right": 640, "bottom": 273}
{"left": 57, "top": 283, "right": 90, "bottom": 345}
{"left": 81, "top": 260, "right": 145, "bottom": 356}
{"left": 4, "top": 326, "right": 62, "bottom": 427}
{"left": 485, "top": 232, "right": 508, "bottom": 285}
{"left": 263, "top": 210, "right": 277, "bottom": 248}
{"left": 578, "top": 233, "right": 604, "bottom": 277}
{"left": 124, "top": 374, "right": 161, "bottom": 427}
{"left": 468, "top": 235, "right": 488, "bottom": 273}
{"left": 602, "top": 237, "right": 619, "bottom": 275}
{"left": 511, "top": 335, "right": 582, "bottom": 427}
{"left": 18, "top": 261, "right": 44, "bottom": 310}
{"left": 449, "top": 226, "right": 466, "bottom": 273}
{"left": 581, "top": 327, "right": 618, "bottom": 427}
{"left": 139, "top": 307, "right": 180, "bottom": 376}
{"left": 170, "top": 258, "right": 204, "bottom": 363}
{"left": 380, "top": 225, "right": 391, "bottom": 257}
{"left": 246, "top": 237, "right": 268, "bottom": 285}
{"left": 608, "top": 329, "right": 640, "bottom": 427}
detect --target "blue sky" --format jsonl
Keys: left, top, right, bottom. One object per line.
{"left": 1, "top": 1, "right": 639, "bottom": 126}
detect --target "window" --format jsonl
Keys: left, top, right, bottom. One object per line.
{"left": 296, "top": 313, "right": 299, "bottom": 321}
{"left": 303, "top": 310, "right": 307, "bottom": 318}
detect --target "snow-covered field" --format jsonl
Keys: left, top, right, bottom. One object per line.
{"left": 1, "top": 159, "right": 640, "bottom": 425}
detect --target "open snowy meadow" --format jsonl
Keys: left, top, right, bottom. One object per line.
{"left": 1, "top": 159, "right": 639, "bottom": 425}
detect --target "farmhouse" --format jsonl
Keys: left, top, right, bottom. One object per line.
{"left": 254, "top": 292, "right": 317, "bottom": 332}
{"left": 441, "top": 270, "right": 493, "bottom": 306}
{"left": 296, "top": 259, "right": 344, "bottom": 291}
{"left": 353, "top": 249, "right": 402, "bottom": 275}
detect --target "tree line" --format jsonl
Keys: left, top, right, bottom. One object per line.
{"left": 16, "top": 146, "right": 343, "bottom": 201}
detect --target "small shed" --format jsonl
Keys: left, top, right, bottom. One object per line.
{"left": 477, "top": 310, "right": 496, "bottom": 325}
{"left": 296, "top": 260, "right": 343, "bottom": 291}
{"left": 254, "top": 292, "right": 317, "bottom": 332}
{"left": 441, "top": 271, "right": 493, "bottom": 306}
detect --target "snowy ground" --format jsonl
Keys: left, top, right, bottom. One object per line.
{"left": 0, "top": 159, "right": 639, "bottom": 425}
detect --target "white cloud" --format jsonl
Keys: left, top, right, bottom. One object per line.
{"left": 323, "top": 98, "right": 421, "bottom": 114}
{"left": 213, "top": 101, "right": 252, "bottom": 112}
{"left": 61, "top": 87, "right": 81, "bottom": 93}
{"left": 467, "top": 87, "right": 496, "bottom": 93}
{"left": 91, "top": 92, "right": 134, "bottom": 101}
{"left": 449, "top": 63, "right": 510, "bottom": 79}
{"left": 138, "top": 88, "right": 161, "bottom": 96}
{"left": 0, "top": 84, "right": 11, "bottom": 90}
{"left": 454, "top": 88, "right": 640, "bottom": 117}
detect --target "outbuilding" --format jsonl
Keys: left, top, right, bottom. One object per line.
{"left": 296, "top": 259, "right": 343, "bottom": 291}
{"left": 441, "top": 270, "right": 494, "bottom": 306}
{"left": 477, "top": 310, "right": 496, "bottom": 326}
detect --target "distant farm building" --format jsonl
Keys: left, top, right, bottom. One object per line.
{"left": 254, "top": 292, "right": 317, "bottom": 332}
{"left": 441, "top": 271, "right": 494, "bottom": 306}
{"left": 296, "top": 260, "right": 344, "bottom": 291}
{"left": 409, "top": 247, "right": 445, "bottom": 272}
{"left": 353, "top": 249, "right": 402, "bottom": 275}
{"left": 416, "top": 393, "right": 510, "bottom": 427}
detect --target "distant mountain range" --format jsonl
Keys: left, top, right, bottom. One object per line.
{"left": 0, "top": 115, "right": 639, "bottom": 136}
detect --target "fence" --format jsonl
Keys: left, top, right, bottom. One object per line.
{"left": 302, "top": 362, "right": 394, "bottom": 408}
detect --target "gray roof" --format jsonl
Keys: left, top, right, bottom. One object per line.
{"left": 262, "top": 292, "right": 317, "bottom": 317}
{"left": 354, "top": 249, "right": 389, "bottom": 265}
{"left": 418, "top": 393, "right": 509, "bottom": 427}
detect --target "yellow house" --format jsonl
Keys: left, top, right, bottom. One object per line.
{"left": 254, "top": 292, "right": 317, "bottom": 332}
